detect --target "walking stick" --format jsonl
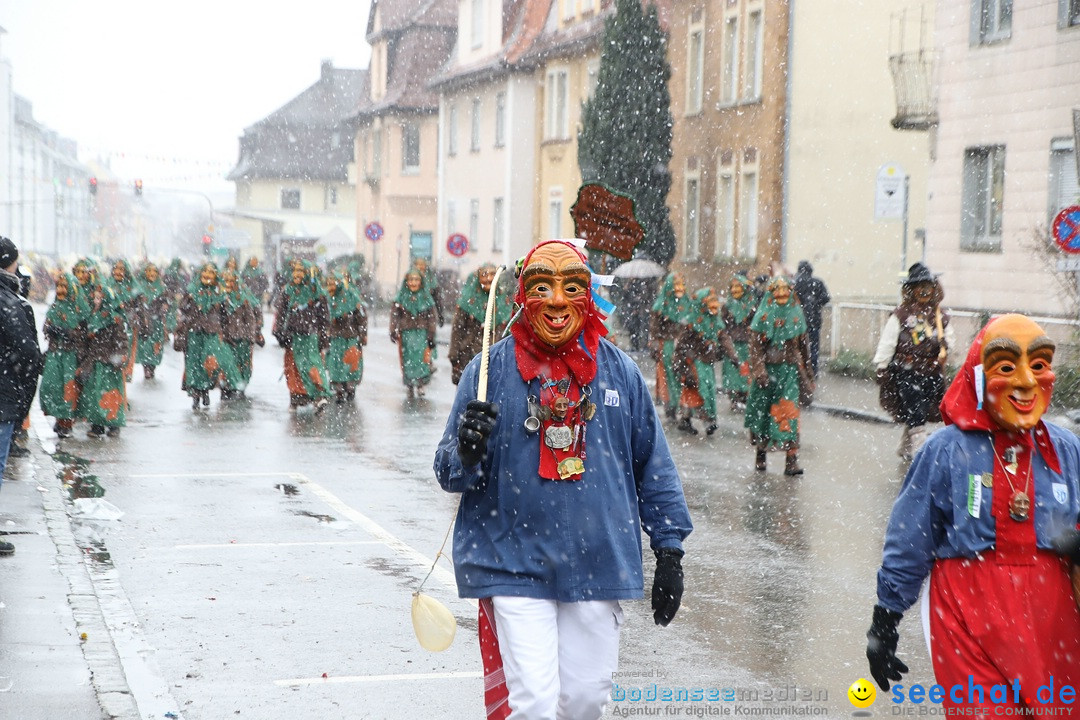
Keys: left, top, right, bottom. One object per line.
{"left": 412, "top": 266, "right": 506, "bottom": 652}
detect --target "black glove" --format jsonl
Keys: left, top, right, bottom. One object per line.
{"left": 428, "top": 339, "right": 436, "bottom": 350}
{"left": 1051, "top": 527, "right": 1080, "bottom": 560}
{"left": 651, "top": 548, "right": 684, "bottom": 627}
{"left": 457, "top": 400, "right": 498, "bottom": 467}
{"left": 866, "top": 605, "right": 908, "bottom": 690}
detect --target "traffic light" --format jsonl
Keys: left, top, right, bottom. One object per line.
{"left": 89, "top": 177, "right": 98, "bottom": 195}
{"left": 134, "top": 179, "right": 143, "bottom": 197}
{"left": 202, "top": 233, "right": 213, "bottom": 256}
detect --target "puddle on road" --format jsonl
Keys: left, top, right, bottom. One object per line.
{"left": 289, "top": 509, "right": 336, "bottom": 523}
{"left": 274, "top": 483, "right": 300, "bottom": 496}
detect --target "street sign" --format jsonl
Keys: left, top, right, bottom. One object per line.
{"left": 874, "top": 164, "right": 907, "bottom": 220}
{"left": 1053, "top": 205, "right": 1080, "bottom": 253}
{"left": 364, "top": 221, "right": 384, "bottom": 243}
{"left": 446, "top": 232, "right": 469, "bottom": 257}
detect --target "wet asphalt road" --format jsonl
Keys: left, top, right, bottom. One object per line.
{"left": 36, "top": 315, "right": 934, "bottom": 719}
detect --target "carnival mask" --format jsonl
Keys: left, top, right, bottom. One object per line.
{"left": 74, "top": 264, "right": 90, "bottom": 286}
{"left": 414, "top": 258, "right": 428, "bottom": 275}
{"left": 200, "top": 266, "right": 218, "bottom": 286}
{"left": 706, "top": 292, "right": 721, "bottom": 315}
{"left": 225, "top": 257, "right": 238, "bottom": 272}
{"left": 223, "top": 272, "right": 238, "bottom": 293}
{"left": 112, "top": 263, "right": 126, "bottom": 283}
{"left": 144, "top": 266, "right": 159, "bottom": 283}
{"left": 55, "top": 278, "right": 69, "bottom": 300}
{"left": 522, "top": 243, "right": 591, "bottom": 348}
{"left": 248, "top": 257, "right": 259, "bottom": 269}
{"left": 730, "top": 281, "right": 744, "bottom": 300}
{"left": 770, "top": 278, "right": 792, "bottom": 305}
{"left": 91, "top": 287, "right": 104, "bottom": 310}
{"left": 291, "top": 264, "right": 306, "bottom": 286}
{"left": 478, "top": 266, "right": 496, "bottom": 292}
{"left": 406, "top": 272, "right": 423, "bottom": 293}
{"left": 981, "top": 314, "right": 1055, "bottom": 433}
{"left": 326, "top": 276, "right": 339, "bottom": 294}
{"left": 672, "top": 276, "right": 686, "bottom": 298}
{"left": 913, "top": 281, "right": 935, "bottom": 305}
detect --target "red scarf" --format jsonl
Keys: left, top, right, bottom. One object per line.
{"left": 510, "top": 241, "right": 608, "bottom": 480}
{"left": 940, "top": 326, "right": 1059, "bottom": 563}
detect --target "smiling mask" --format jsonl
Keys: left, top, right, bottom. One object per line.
{"left": 521, "top": 243, "right": 592, "bottom": 349}
{"left": 980, "top": 314, "right": 1055, "bottom": 433}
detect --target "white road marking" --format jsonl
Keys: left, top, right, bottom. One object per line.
{"left": 275, "top": 671, "right": 482, "bottom": 687}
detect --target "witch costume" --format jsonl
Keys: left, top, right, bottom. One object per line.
{"left": 389, "top": 269, "right": 437, "bottom": 397}
{"left": 221, "top": 271, "right": 264, "bottom": 398}
{"left": 134, "top": 262, "right": 171, "bottom": 379}
{"left": 649, "top": 273, "right": 692, "bottom": 420}
{"left": 324, "top": 270, "right": 368, "bottom": 403}
{"left": 744, "top": 276, "right": 813, "bottom": 475}
{"left": 448, "top": 264, "right": 511, "bottom": 385}
{"left": 77, "top": 284, "right": 129, "bottom": 437}
{"left": 272, "top": 260, "right": 332, "bottom": 411}
{"left": 674, "top": 288, "right": 736, "bottom": 436}
{"left": 39, "top": 274, "right": 87, "bottom": 437}
{"left": 720, "top": 274, "right": 755, "bottom": 409}
{"left": 174, "top": 263, "right": 237, "bottom": 409}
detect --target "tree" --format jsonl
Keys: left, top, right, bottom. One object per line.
{"left": 578, "top": 0, "right": 676, "bottom": 265}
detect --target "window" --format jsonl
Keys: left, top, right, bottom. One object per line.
{"left": 1049, "top": 139, "right": 1079, "bottom": 225}
{"left": 447, "top": 200, "right": 458, "bottom": 234}
{"left": 471, "top": 98, "right": 482, "bottom": 151}
{"left": 743, "top": 8, "right": 764, "bottom": 101}
{"left": 495, "top": 92, "right": 506, "bottom": 147}
{"left": 281, "top": 188, "right": 301, "bottom": 210}
{"left": 402, "top": 123, "right": 420, "bottom": 174}
{"left": 549, "top": 191, "right": 563, "bottom": 238}
{"left": 325, "top": 185, "right": 338, "bottom": 209}
{"left": 586, "top": 59, "right": 601, "bottom": 100}
{"left": 975, "top": 0, "right": 1012, "bottom": 44}
{"left": 545, "top": 69, "right": 569, "bottom": 140}
{"left": 564, "top": 0, "right": 575, "bottom": 20}
{"left": 373, "top": 128, "right": 383, "bottom": 177}
{"left": 471, "top": 0, "right": 484, "bottom": 49}
{"left": 961, "top": 145, "right": 1006, "bottom": 251}
{"left": 739, "top": 168, "right": 759, "bottom": 259}
{"left": 685, "top": 175, "right": 701, "bottom": 259}
{"left": 716, "top": 168, "right": 736, "bottom": 258}
{"left": 721, "top": 15, "right": 739, "bottom": 105}
{"left": 686, "top": 22, "right": 704, "bottom": 114}
{"left": 1061, "top": 0, "right": 1080, "bottom": 27}
{"left": 448, "top": 104, "right": 458, "bottom": 157}
{"left": 493, "top": 197, "right": 504, "bottom": 251}
{"left": 470, "top": 199, "right": 480, "bottom": 253}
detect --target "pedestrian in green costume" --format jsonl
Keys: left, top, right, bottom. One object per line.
{"left": 106, "top": 259, "right": 140, "bottom": 382}
{"left": 77, "top": 283, "right": 129, "bottom": 438}
{"left": 174, "top": 262, "right": 238, "bottom": 410}
{"left": 389, "top": 268, "right": 437, "bottom": 398}
{"left": 674, "top": 288, "right": 737, "bottom": 436}
{"left": 134, "top": 262, "right": 171, "bottom": 379}
{"left": 240, "top": 256, "right": 269, "bottom": 309}
{"left": 744, "top": 276, "right": 813, "bottom": 475}
{"left": 324, "top": 270, "right": 368, "bottom": 403}
{"left": 649, "top": 272, "right": 692, "bottom": 419}
{"left": 40, "top": 273, "right": 88, "bottom": 437}
{"left": 271, "top": 260, "right": 331, "bottom": 411}
{"left": 448, "top": 263, "right": 511, "bottom": 385}
{"left": 220, "top": 269, "right": 264, "bottom": 398}
{"left": 412, "top": 257, "right": 444, "bottom": 327}
{"left": 720, "top": 275, "right": 756, "bottom": 410}
{"left": 162, "top": 258, "right": 189, "bottom": 332}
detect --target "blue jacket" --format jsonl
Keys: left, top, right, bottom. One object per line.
{"left": 434, "top": 336, "right": 693, "bottom": 602}
{"left": 876, "top": 423, "right": 1080, "bottom": 613}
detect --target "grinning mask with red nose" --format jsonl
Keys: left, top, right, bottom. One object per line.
{"left": 519, "top": 242, "right": 593, "bottom": 348}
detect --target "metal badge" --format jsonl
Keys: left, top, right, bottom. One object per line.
{"left": 981, "top": 472, "right": 994, "bottom": 488}
{"left": 544, "top": 424, "right": 573, "bottom": 450}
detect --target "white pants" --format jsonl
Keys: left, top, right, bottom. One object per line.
{"left": 491, "top": 596, "right": 623, "bottom": 720}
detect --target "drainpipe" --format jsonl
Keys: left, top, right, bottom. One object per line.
{"left": 780, "top": 0, "right": 794, "bottom": 267}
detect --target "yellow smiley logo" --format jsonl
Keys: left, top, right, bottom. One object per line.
{"left": 848, "top": 678, "right": 876, "bottom": 709}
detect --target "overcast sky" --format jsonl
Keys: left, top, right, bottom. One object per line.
{"left": 3, "top": 1, "right": 372, "bottom": 196}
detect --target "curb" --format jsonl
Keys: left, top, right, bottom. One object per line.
{"left": 28, "top": 412, "right": 141, "bottom": 720}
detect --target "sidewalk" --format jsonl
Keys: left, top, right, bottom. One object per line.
{"left": 0, "top": 416, "right": 137, "bottom": 720}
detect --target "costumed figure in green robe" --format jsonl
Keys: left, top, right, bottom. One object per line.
{"left": 39, "top": 273, "right": 87, "bottom": 438}
{"left": 744, "top": 276, "right": 814, "bottom": 475}
{"left": 271, "top": 259, "right": 332, "bottom": 412}
{"left": 412, "top": 256, "right": 444, "bottom": 327}
{"left": 649, "top": 272, "right": 692, "bottom": 419}
{"left": 324, "top": 270, "right": 368, "bottom": 403}
{"left": 105, "top": 259, "right": 140, "bottom": 382}
{"left": 134, "top": 261, "right": 170, "bottom": 379}
{"left": 448, "top": 263, "right": 512, "bottom": 385}
{"left": 240, "top": 256, "right": 269, "bottom": 309}
{"left": 720, "top": 274, "right": 756, "bottom": 411}
{"left": 174, "top": 262, "right": 237, "bottom": 410}
{"left": 389, "top": 267, "right": 437, "bottom": 398}
{"left": 674, "top": 287, "right": 737, "bottom": 436}
{"left": 72, "top": 257, "right": 99, "bottom": 296}
{"left": 162, "top": 258, "right": 189, "bottom": 332}
{"left": 220, "top": 269, "right": 264, "bottom": 399}
{"left": 77, "top": 282, "right": 129, "bottom": 438}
